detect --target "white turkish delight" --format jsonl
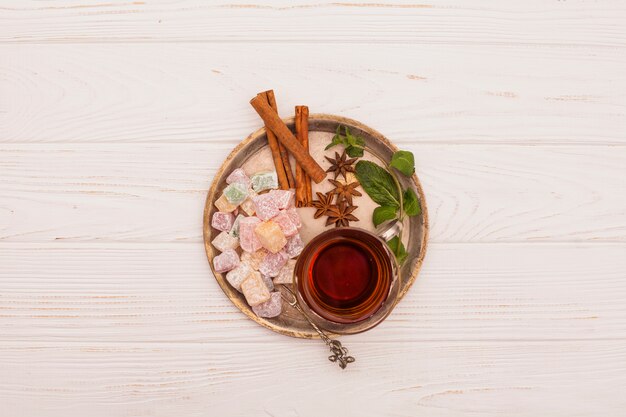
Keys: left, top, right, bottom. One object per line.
{"left": 211, "top": 231, "right": 239, "bottom": 252}
{"left": 225, "top": 263, "right": 252, "bottom": 292}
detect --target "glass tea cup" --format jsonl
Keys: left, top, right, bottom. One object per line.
{"left": 293, "top": 226, "right": 400, "bottom": 335}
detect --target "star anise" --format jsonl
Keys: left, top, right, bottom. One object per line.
{"left": 325, "top": 151, "right": 357, "bottom": 180}
{"left": 328, "top": 179, "right": 362, "bottom": 206}
{"left": 310, "top": 192, "right": 335, "bottom": 219}
{"left": 325, "top": 201, "right": 359, "bottom": 227}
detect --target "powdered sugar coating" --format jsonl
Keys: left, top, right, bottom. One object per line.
{"left": 284, "top": 234, "right": 304, "bottom": 258}
{"left": 268, "top": 189, "right": 295, "bottom": 210}
{"left": 241, "top": 271, "right": 271, "bottom": 306}
{"left": 213, "top": 249, "right": 240, "bottom": 273}
{"left": 214, "top": 194, "right": 237, "bottom": 213}
{"left": 251, "top": 171, "right": 278, "bottom": 193}
{"left": 285, "top": 207, "right": 302, "bottom": 229}
{"left": 259, "top": 250, "right": 288, "bottom": 278}
{"left": 272, "top": 211, "right": 298, "bottom": 238}
{"left": 252, "top": 193, "right": 280, "bottom": 221}
{"left": 211, "top": 231, "right": 239, "bottom": 252}
{"left": 255, "top": 221, "right": 287, "bottom": 253}
{"left": 252, "top": 291, "right": 282, "bottom": 318}
{"left": 223, "top": 182, "right": 248, "bottom": 205}
{"left": 273, "top": 259, "right": 296, "bottom": 285}
{"left": 211, "top": 211, "right": 235, "bottom": 232}
{"left": 225, "top": 263, "right": 252, "bottom": 292}
{"left": 239, "top": 216, "right": 263, "bottom": 253}
{"left": 226, "top": 168, "right": 251, "bottom": 187}
{"left": 241, "top": 249, "right": 267, "bottom": 271}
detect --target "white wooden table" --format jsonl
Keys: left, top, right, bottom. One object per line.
{"left": 1, "top": 1, "right": 626, "bottom": 416}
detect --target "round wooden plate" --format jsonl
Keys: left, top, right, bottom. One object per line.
{"left": 203, "top": 114, "right": 428, "bottom": 338}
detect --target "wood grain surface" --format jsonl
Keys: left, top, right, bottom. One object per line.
{"left": 1, "top": 1, "right": 625, "bottom": 416}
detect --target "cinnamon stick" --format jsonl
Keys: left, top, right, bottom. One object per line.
{"left": 264, "top": 90, "right": 295, "bottom": 189}
{"left": 258, "top": 91, "right": 289, "bottom": 189}
{"left": 250, "top": 94, "right": 326, "bottom": 184}
{"left": 295, "top": 105, "right": 312, "bottom": 207}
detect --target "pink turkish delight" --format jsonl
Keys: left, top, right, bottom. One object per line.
{"left": 284, "top": 233, "right": 304, "bottom": 258}
{"left": 259, "top": 250, "right": 288, "bottom": 278}
{"left": 268, "top": 189, "right": 295, "bottom": 210}
{"left": 241, "top": 270, "right": 271, "bottom": 306}
{"left": 239, "top": 216, "right": 263, "bottom": 253}
{"left": 211, "top": 211, "right": 235, "bottom": 232}
{"left": 213, "top": 249, "right": 239, "bottom": 273}
{"left": 272, "top": 211, "right": 298, "bottom": 238}
{"left": 252, "top": 193, "right": 280, "bottom": 221}
{"left": 285, "top": 207, "right": 302, "bottom": 229}
{"left": 226, "top": 168, "right": 251, "bottom": 187}
{"left": 252, "top": 291, "right": 282, "bottom": 318}
{"left": 273, "top": 259, "right": 296, "bottom": 284}
{"left": 255, "top": 221, "right": 287, "bottom": 253}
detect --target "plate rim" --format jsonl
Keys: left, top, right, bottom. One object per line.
{"left": 203, "top": 113, "right": 429, "bottom": 339}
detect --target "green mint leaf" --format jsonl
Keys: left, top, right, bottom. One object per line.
{"left": 390, "top": 150, "right": 415, "bottom": 176}
{"left": 403, "top": 188, "right": 421, "bottom": 216}
{"left": 387, "top": 236, "right": 408, "bottom": 264}
{"left": 346, "top": 145, "right": 364, "bottom": 157}
{"left": 372, "top": 205, "right": 398, "bottom": 227}
{"left": 355, "top": 160, "right": 400, "bottom": 208}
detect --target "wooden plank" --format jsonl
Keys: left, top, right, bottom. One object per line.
{"left": 1, "top": 144, "right": 625, "bottom": 243}
{"left": 1, "top": 242, "right": 625, "bottom": 343}
{"left": 0, "top": 340, "right": 625, "bottom": 416}
{"left": 1, "top": 44, "right": 624, "bottom": 144}
{"left": 1, "top": 0, "right": 625, "bottom": 47}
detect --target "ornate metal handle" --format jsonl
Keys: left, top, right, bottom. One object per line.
{"left": 281, "top": 287, "right": 355, "bottom": 369}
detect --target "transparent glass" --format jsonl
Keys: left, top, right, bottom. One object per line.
{"left": 294, "top": 227, "right": 399, "bottom": 334}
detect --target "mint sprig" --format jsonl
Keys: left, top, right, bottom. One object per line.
{"left": 327, "top": 125, "right": 421, "bottom": 265}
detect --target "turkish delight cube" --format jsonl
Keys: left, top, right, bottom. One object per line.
{"left": 215, "top": 194, "right": 237, "bottom": 213}
{"left": 240, "top": 197, "right": 256, "bottom": 216}
{"left": 272, "top": 211, "right": 298, "bottom": 237}
{"left": 223, "top": 182, "right": 248, "bottom": 205}
{"left": 239, "top": 216, "right": 263, "bottom": 253}
{"left": 241, "top": 249, "right": 267, "bottom": 271}
{"left": 211, "top": 211, "right": 235, "bottom": 232}
{"left": 229, "top": 214, "right": 245, "bottom": 237}
{"left": 251, "top": 171, "right": 278, "bottom": 193}
{"left": 211, "top": 231, "right": 239, "bottom": 252}
{"left": 226, "top": 168, "right": 251, "bottom": 187}
{"left": 213, "top": 249, "right": 239, "bottom": 273}
{"left": 225, "top": 263, "right": 252, "bottom": 292}
{"left": 274, "top": 258, "right": 296, "bottom": 284}
{"left": 241, "top": 270, "right": 271, "bottom": 306}
{"left": 285, "top": 207, "right": 302, "bottom": 229}
{"left": 255, "top": 221, "right": 287, "bottom": 253}
{"left": 252, "top": 291, "right": 282, "bottom": 318}
{"left": 252, "top": 193, "right": 280, "bottom": 221}
{"left": 259, "top": 250, "right": 288, "bottom": 278}
{"left": 285, "top": 233, "right": 304, "bottom": 258}
{"left": 268, "top": 189, "right": 295, "bottom": 210}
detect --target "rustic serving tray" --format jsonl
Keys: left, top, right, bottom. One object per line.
{"left": 203, "top": 114, "right": 428, "bottom": 338}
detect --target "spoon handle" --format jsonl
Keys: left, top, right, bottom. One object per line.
{"left": 281, "top": 287, "right": 355, "bottom": 369}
